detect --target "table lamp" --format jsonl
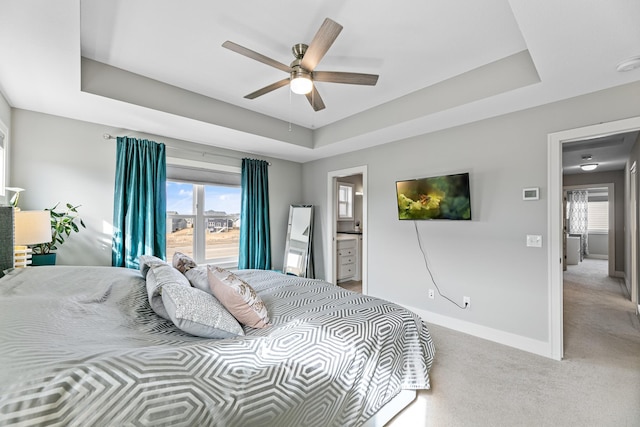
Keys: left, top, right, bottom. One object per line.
{"left": 14, "top": 210, "right": 51, "bottom": 267}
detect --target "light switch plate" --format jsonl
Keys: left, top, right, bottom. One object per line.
{"left": 526, "top": 235, "right": 543, "bottom": 247}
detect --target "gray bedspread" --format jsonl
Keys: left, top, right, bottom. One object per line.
{"left": 0, "top": 266, "right": 435, "bottom": 426}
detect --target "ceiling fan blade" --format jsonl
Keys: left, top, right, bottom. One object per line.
{"left": 300, "top": 18, "right": 343, "bottom": 72}
{"left": 222, "top": 41, "right": 290, "bottom": 73}
{"left": 245, "top": 78, "right": 290, "bottom": 99}
{"left": 313, "top": 71, "right": 379, "bottom": 86}
{"left": 305, "top": 87, "right": 326, "bottom": 111}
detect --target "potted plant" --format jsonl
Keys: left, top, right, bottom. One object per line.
{"left": 30, "top": 203, "right": 86, "bottom": 265}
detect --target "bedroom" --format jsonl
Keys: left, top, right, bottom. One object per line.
{"left": 1, "top": 0, "right": 640, "bottom": 425}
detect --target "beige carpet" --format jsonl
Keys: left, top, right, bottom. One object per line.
{"left": 386, "top": 258, "right": 640, "bottom": 426}
{"left": 338, "top": 280, "right": 362, "bottom": 293}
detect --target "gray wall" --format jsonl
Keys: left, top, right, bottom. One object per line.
{"left": 563, "top": 170, "right": 624, "bottom": 272}
{"left": 0, "top": 92, "right": 9, "bottom": 126}
{"left": 6, "top": 79, "right": 640, "bottom": 354}
{"left": 0, "top": 91, "right": 10, "bottom": 206}
{"left": 302, "top": 80, "right": 640, "bottom": 347}
{"left": 588, "top": 233, "right": 608, "bottom": 257}
{"left": 10, "top": 109, "right": 303, "bottom": 267}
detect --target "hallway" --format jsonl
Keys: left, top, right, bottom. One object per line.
{"left": 563, "top": 257, "right": 640, "bottom": 361}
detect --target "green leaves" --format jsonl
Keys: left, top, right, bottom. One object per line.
{"left": 30, "top": 202, "right": 86, "bottom": 255}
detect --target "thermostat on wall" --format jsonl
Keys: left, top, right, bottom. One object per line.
{"left": 523, "top": 187, "right": 539, "bottom": 200}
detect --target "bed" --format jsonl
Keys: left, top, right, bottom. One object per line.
{"left": 0, "top": 263, "right": 435, "bottom": 426}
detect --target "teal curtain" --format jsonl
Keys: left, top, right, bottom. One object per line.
{"left": 112, "top": 137, "right": 166, "bottom": 269}
{"left": 238, "top": 158, "right": 271, "bottom": 270}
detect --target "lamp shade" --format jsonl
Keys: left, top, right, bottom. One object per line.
{"left": 14, "top": 210, "right": 51, "bottom": 245}
{"left": 290, "top": 69, "right": 313, "bottom": 95}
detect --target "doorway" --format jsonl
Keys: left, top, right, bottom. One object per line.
{"left": 326, "top": 166, "right": 367, "bottom": 294}
{"left": 563, "top": 185, "right": 615, "bottom": 277}
{"left": 549, "top": 116, "right": 640, "bottom": 360}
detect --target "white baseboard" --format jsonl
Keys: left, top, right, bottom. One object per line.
{"left": 586, "top": 254, "right": 607, "bottom": 260}
{"left": 403, "top": 304, "right": 553, "bottom": 359}
{"left": 614, "top": 270, "right": 625, "bottom": 279}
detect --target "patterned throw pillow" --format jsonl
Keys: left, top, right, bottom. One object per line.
{"left": 207, "top": 266, "right": 270, "bottom": 328}
{"left": 162, "top": 283, "right": 244, "bottom": 339}
{"left": 172, "top": 252, "right": 197, "bottom": 274}
{"left": 172, "top": 252, "right": 212, "bottom": 294}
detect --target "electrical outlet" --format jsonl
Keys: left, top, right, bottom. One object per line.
{"left": 463, "top": 296, "right": 471, "bottom": 308}
{"left": 428, "top": 289, "right": 435, "bottom": 299}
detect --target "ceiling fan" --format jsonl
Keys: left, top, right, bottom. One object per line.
{"left": 222, "top": 18, "right": 379, "bottom": 111}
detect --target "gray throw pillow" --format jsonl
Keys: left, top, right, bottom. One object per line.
{"left": 184, "top": 265, "right": 211, "bottom": 294}
{"left": 144, "top": 261, "right": 191, "bottom": 320}
{"left": 139, "top": 254, "right": 168, "bottom": 278}
{"left": 162, "top": 283, "right": 244, "bottom": 339}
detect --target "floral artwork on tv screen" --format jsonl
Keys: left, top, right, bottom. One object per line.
{"left": 396, "top": 172, "right": 471, "bottom": 220}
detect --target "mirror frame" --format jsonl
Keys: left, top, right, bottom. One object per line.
{"left": 283, "top": 204, "right": 314, "bottom": 278}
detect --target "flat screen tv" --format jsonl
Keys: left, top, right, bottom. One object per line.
{"left": 396, "top": 172, "right": 471, "bottom": 220}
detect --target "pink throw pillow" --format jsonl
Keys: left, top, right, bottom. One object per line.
{"left": 207, "top": 266, "right": 270, "bottom": 328}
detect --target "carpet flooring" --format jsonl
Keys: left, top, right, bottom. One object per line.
{"left": 338, "top": 280, "right": 362, "bottom": 293}
{"left": 386, "top": 258, "right": 640, "bottom": 426}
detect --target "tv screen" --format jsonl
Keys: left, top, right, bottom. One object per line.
{"left": 396, "top": 172, "right": 471, "bottom": 220}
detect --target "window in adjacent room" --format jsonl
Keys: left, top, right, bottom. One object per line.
{"left": 337, "top": 182, "right": 354, "bottom": 220}
{"left": 166, "top": 160, "right": 241, "bottom": 267}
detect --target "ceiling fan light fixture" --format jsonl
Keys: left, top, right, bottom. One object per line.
{"left": 580, "top": 163, "right": 598, "bottom": 171}
{"left": 290, "top": 70, "right": 313, "bottom": 95}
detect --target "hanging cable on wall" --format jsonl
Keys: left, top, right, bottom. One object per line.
{"left": 414, "top": 220, "right": 468, "bottom": 310}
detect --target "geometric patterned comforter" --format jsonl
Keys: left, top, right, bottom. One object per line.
{"left": 0, "top": 266, "right": 435, "bottom": 426}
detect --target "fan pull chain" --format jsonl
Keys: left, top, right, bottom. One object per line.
{"left": 288, "top": 88, "right": 292, "bottom": 132}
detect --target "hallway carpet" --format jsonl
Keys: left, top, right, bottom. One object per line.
{"left": 386, "top": 258, "right": 640, "bottom": 426}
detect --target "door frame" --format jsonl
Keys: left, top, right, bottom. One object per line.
{"left": 548, "top": 115, "right": 640, "bottom": 360}
{"left": 326, "top": 166, "right": 368, "bottom": 293}
{"left": 631, "top": 162, "right": 638, "bottom": 306}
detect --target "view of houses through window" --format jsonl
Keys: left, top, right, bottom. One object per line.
{"left": 166, "top": 180, "right": 241, "bottom": 264}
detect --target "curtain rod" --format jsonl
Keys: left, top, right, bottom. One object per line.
{"left": 102, "top": 133, "right": 271, "bottom": 165}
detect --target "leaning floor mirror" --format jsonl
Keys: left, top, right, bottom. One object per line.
{"left": 283, "top": 205, "right": 314, "bottom": 278}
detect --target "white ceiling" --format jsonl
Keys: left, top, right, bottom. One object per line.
{"left": 1, "top": 0, "right": 640, "bottom": 163}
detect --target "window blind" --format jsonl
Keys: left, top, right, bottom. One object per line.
{"left": 587, "top": 201, "right": 608, "bottom": 233}
{"left": 166, "top": 164, "right": 240, "bottom": 187}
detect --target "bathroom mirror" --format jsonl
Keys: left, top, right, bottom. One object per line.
{"left": 283, "top": 205, "right": 314, "bottom": 278}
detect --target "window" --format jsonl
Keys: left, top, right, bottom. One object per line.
{"left": 337, "top": 182, "right": 354, "bottom": 220}
{"left": 165, "top": 160, "right": 242, "bottom": 266}
{"left": 587, "top": 201, "right": 608, "bottom": 233}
